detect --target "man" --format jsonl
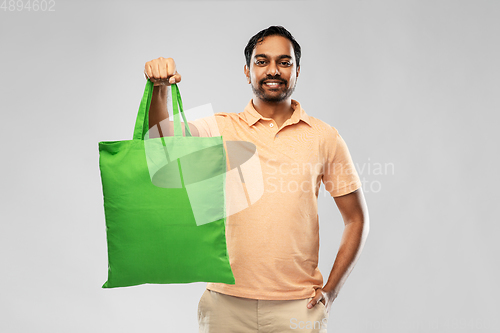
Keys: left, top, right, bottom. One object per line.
{"left": 144, "top": 26, "right": 369, "bottom": 333}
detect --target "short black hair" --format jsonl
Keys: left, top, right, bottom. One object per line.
{"left": 244, "top": 26, "right": 301, "bottom": 69}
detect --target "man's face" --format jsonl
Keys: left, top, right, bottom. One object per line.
{"left": 245, "top": 35, "right": 300, "bottom": 103}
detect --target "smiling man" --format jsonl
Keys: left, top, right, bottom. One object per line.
{"left": 144, "top": 26, "right": 369, "bottom": 333}
{"left": 246, "top": 34, "right": 298, "bottom": 109}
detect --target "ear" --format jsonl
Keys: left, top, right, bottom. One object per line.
{"left": 244, "top": 64, "right": 250, "bottom": 83}
{"left": 296, "top": 65, "right": 300, "bottom": 78}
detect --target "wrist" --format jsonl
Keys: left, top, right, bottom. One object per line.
{"left": 152, "top": 84, "right": 169, "bottom": 99}
{"left": 322, "top": 284, "right": 339, "bottom": 297}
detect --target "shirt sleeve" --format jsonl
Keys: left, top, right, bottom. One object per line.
{"left": 322, "top": 127, "right": 362, "bottom": 197}
{"left": 188, "top": 114, "right": 226, "bottom": 138}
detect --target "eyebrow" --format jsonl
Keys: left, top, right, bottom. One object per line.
{"left": 254, "top": 54, "right": 293, "bottom": 60}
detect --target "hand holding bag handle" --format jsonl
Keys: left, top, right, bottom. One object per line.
{"left": 133, "top": 80, "right": 192, "bottom": 140}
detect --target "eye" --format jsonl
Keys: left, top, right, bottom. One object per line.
{"left": 280, "top": 61, "right": 292, "bottom": 66}
{"left": 255, "top": 60, "right": 266, "bottom": 65}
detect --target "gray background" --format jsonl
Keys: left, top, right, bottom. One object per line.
{"left": 1, "top": 0, "right": 499, "bottom": 332}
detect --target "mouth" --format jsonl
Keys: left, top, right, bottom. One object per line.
{"left": 262, "top": 81, "right": 285, "bottom": 89}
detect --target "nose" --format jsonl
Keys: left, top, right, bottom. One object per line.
{"left": 266, "top": 61, "right": 280, "bottom": 76}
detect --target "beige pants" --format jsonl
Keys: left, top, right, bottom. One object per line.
{"left": 198, "top": 289, "right": 329, "bottom": 333}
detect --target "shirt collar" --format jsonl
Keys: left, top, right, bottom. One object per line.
{"left": 239, "top": 99, "right": 312, "bottom": 127}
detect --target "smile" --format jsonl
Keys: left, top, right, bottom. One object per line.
{"left": 263, "top": 81, "right": 284, "bottom": 87}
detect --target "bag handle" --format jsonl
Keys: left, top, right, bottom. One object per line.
{"left": 133, "top": 80, "right": 192, "bottom": 140}
{"left": 171, "top": 83, "right": 192, "bottom": 137}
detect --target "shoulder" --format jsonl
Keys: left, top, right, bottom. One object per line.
{"left": 188, "top": 112, "right": 234, "bottom": 137}
{"left": 305, "top": 114, "right": 340, "bottom": 140}
{"left": 293, "top": 100, "right": 338, "bottom": 137}
{"left": 301, "top": 114, "right": 347, "bottom": 159}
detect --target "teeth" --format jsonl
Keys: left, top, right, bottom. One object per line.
{"left": 266, "top": 82, "right": 280, "bottom": 86}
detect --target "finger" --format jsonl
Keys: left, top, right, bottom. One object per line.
{"left": 148, "top": 60, "right": 158, "bottom": 79}
{"left": 145, "top": 63, "right": 153, "bottom": 79}
{"left": 166, "top": 57, "right": 177, "bottom": 77}
{"left": 307, "top": 297, "right": 320, "bottom": 309}
{"left": 158, "top": 57, "right": 168, "bottom": 79}
{"left": 169, "top": 73, "right": 181, "bottom": 84}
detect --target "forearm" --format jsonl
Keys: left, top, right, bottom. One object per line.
{"left": 148, "top": 85, "right": 171, "bottom": 137}
{"left": 323, "top": 219, "right": 369, "bottom": 297}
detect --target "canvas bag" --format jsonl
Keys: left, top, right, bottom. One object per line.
{"left": 98, "top": 80, "right": 234, "bottom": 288}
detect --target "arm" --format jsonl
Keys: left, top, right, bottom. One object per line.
{"left": 144, "top": 57, "right": 199, "bottom": 137}
{"left": 308, "top": 188, "right": 370, "bottom": 311}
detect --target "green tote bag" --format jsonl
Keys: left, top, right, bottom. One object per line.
{"left": 98, "top": 80, "right": 234, "bottom": 288}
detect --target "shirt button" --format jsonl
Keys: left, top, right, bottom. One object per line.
{"left": 270, "top": 123, "right": 274, "bottom": 127}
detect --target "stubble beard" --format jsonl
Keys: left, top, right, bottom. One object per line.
{"left": 251, "top": 79, "right": 297, "bottom": 103}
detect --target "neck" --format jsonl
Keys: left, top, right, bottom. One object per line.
{"left": 252, "top": 97, "right": 294, "bottom": 128}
